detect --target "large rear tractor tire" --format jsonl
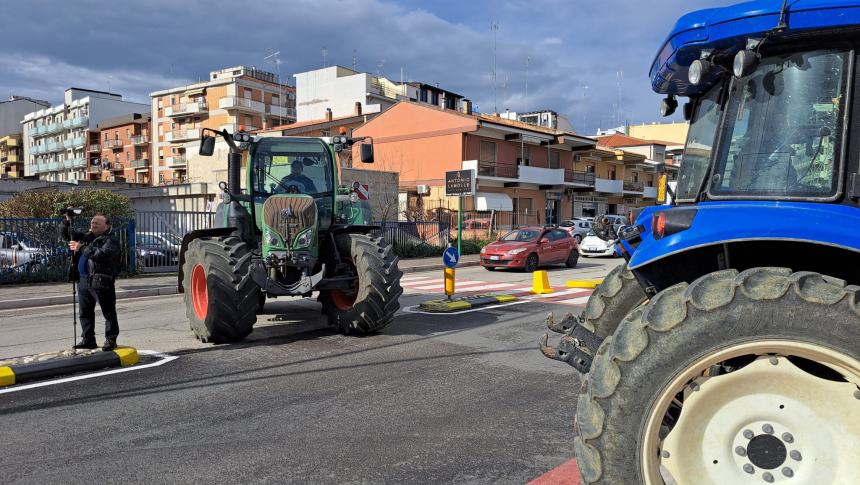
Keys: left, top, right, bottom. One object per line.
{"left": 319, "top": 234, "right": 402, "bottom": 334}
{"left": 574, "top": 268, "right": 860, "bottom": 484}
{"left": 182, "top": 236, "right": 260, "bottom": 343}
{"left": 581, "top": 263, "right": 648, "bottom": 338}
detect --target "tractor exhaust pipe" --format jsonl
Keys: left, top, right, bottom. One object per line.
{"left": 228, "top": 151, "right": 242, "bottom": 196}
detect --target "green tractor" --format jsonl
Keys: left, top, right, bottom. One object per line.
{"left": 177, "top": 129, "right": 403, "bottom": 343}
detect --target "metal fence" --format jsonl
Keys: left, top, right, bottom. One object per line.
{"left": 0, "top": 217, "right": 136, "bottom": 285}
{"left": 133, "top": 211, "right": 216, "bottom": 273}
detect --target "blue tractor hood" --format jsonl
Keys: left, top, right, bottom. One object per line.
{"left": 651, "top": 0, "right": 860, "bottom": 97}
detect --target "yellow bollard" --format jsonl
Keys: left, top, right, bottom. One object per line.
{"left": 532, "top": 270, "right": 553, "bottom": 294}
{"left": 444, "top": 267, "right": 455, "bottom": 298}
{"left": 566, "top": 279, "right": 604, "bottom": 289}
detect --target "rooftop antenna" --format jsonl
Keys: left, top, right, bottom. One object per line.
{"left": 352, "top": 49, "right": 357, "bottom": 71}
{"left": 525, "top": 56, "right": 530, "bottom": 100}
{"left": 491, "top": 20, "right": 500, "bottom": 113}
{"left": 264, "top": 49, "right": 284, "bottom": 125}
{"left": 616, "top": 70, "right": 624, "bottom": 126}
{"left": 377, "top": 59, "right": 386, "bottom": 78}
{"left": 502, "top": 74, "right": 509, "bottom": 111}
{"left": 322, "top": 46, "right": 328, "bottom": 68}
{"left": 581, "top": 84, "right": 589, "bottom": 132}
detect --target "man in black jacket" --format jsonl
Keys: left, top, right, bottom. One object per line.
{"left": 62, "top": 212, "right": 122, "bottom": 350}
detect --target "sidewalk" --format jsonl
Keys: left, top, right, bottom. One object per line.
{"left": 0, "top": 254, "right": 480, "bottom": 310}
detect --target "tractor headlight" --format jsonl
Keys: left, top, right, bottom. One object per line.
{"left": 295, "top": 229, "right": 313, "bottom": 248}
{"left": 688, "top": 59, "right": 710, "bottom": 85}
{"left": 265, "top": 228, "right": 280, "bottom": 247}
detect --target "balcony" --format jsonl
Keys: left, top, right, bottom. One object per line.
{"left": 45, "top": 141, "right": 62, "bottom": 153}
{"left": 166, "top": 156, "right": 187, "bottom": 168}
{"left": 267, "top": 105, "right": 296, "bottom": 119}
{"left": 104, "top": 139, "right": 123, "bottom": 149}
{"left": 89, "top": 144, "right": 101, "bottom": 152}
{"left": 130, "top": 135, "right": 149, "bottom": 145}
{"left": 164, "top": 102, "right": 208, "bottom": 118}
{"left": 464, "top": 160, "right": 565, "bottom": 186}
{"left": 623, "top": 180, "right": 644, "bottom": 193}
{"left": 68, "top": 116, "right": 88, "bottom": 129}
{"left": 46, "top": 161, "right": 61, "bottom": 172}
{"left": 88, "top": 164, "right": 104, "bottom": 174}
{"left": 643, "top": 186, "right": 658, "bottom": 199}
{"left": 32, "top": 163, "right": 44, "bottom": 174}
{"left": 66, "top": 158, "right": 87, "bottom": 169}
{"left": 109, "top": 163, "right": 126, "bottom": 172}
{"left": 219, "top": 96, "right": 265, "bottom": 113}
{"left": 165, "top": 128, "right": 200, "bottom": 143}
{"left": 594, "top": 178, "right": 624, "bottom": 194}
{"left": 564, "top": 170, "right": 595, "bottom": 186}
{"left": 131, "top": 158, "right": 150, "bottom": 169}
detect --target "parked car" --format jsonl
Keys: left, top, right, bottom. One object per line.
{"left": 579, "top": 231, "right": 620, "bottom": 258}
{"left": 0, "top": 232, "right": 52, "bottom": 273}
{"left": 135, "top": 232, "right": 181, "bottom": 268}
{"left": 480, "top": 226, "right": 578, "bottom": 272}
{"left": 559, "top": 219, "right": 593, "bottom": 243}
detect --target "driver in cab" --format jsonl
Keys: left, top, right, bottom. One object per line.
{"left": 280, "top": 158, "right": 317, "bottom": 194}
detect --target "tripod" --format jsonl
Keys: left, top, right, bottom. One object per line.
{"left": 70, "top": 248, "right": 78, "bottom": 353}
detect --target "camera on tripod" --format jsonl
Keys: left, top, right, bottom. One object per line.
{"left": 60, "top": 207, "right": 84, "bottom": 218}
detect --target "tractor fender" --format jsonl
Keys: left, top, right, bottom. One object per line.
{"left": 177, "top": 228, "right": 237, "bottom": 292}
{"left": 628, "top": 201, "right": 860, "bottom": 270}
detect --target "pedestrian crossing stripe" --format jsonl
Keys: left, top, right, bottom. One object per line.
{"left": 399, "top": 277, "right": 594, "bottom": 306}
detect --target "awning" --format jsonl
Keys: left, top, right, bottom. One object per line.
{"left": 475, "top": 192, "right": 513, "bottom": 211}
{"left": 185, "top": 87, "right": 206, "bottom": 96}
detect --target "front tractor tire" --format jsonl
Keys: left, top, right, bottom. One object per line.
{"left": 319, "top": 234, "right": 403, "bottom": 334}
{"left": 582, "top": 263, "right": 648, "bottom": 338}
{"left": 182, "top": 236, "right": 260, "bottom": 343}
{"left": 574, "top": 268, "right": 860, "bottom": 485}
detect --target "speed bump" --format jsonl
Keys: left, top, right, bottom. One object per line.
{"left": 0, "top": 347, "right": 140, "bottom": 388}
{"left": 566, "top": 279, "right": 604, "bottom": 289}
{"left": 419, "top": 294, "right": 518, "bottom": 312}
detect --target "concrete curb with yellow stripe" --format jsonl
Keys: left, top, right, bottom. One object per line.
{"left": 0, "top": 347, "right": 139, "bottom": 388}
{"left": 419, "top": 294, "right": 518, "bottom": 312}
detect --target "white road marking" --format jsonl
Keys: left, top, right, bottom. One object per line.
{"left": 399, "top": 275, "right": 436, "bottom": 283}
{"left": 0, "top": 350, "right": 178, "bottom": 394}
{"left": 401, "top": 300, "right": 528, "bottom": 315}
{"left": 555, "top": 296, "right": 591, "bottom": 305}
{"left": 409, "top": 280, "right": 489, "bottom": 291}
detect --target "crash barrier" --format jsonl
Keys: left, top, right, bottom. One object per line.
{"left": 134, "top": 211, "right": 216, "bottom": 273}
{"left": 0, "top": 217, "right": 135, "bottom": 285}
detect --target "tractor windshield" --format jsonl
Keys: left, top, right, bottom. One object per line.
{"left": 251, "top": 138, "right": 333, "bottom": 197}
{"left": 676, "top": 84, "right": 723, "bottom": 201}
{"left": 709, "top": 49, "right": 848, "bottom": 199}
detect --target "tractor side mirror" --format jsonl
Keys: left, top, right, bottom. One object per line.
{"left": 360, "top": 143, "right": 374, "bottom": 164}
{"left": 199, "top": 135, "right": 215, "bottom": 156}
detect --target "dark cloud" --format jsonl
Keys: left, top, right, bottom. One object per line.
{"left": 1, "top": 0, "right": 735, "bottom": 133}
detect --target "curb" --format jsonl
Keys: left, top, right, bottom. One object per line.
{"left": 0, "top": 347, "right": 139, "bottom": 388}
{"left": 0, "top": 261, "right": 480, "bottom": 310}
{"left": 419, "top": 294, "right": 517, "bottom": 313}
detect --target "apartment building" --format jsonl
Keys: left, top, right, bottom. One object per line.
{"left": 150, "top": 66, "right": 296, "bottom": 186}
{"left": 21, "top": 89, "right": 149, "bottom": 182}
{"left": 595, "top": 133, "right": 681, "bottom": 211}
{"left": 294, "top": 66, "right": 468, "bottom": 122}
{"left": 499, "top": 110, "right": 575, "bottom": 132}
{"left": 351, "top": 101, "right": 615, "bottom": 225}
{"left": 0, "top": 135, "right": 23, "bottom": 178}
{"left": 627, "top": 121, "right": 689, "bottom": 145}
{"left": 89, "top": 113, "right": 151, "bottom": 184}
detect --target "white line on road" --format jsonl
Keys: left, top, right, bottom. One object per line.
{"left": 0, "top": 350, "right": 178, "bottom": 395}
{"left": 409, "top": 280, "right": 491, "bottom": 290}
{"left": 399, "top": 275, "right": 436, "bottom": 283}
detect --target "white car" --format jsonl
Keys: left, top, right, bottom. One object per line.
{"left": 579, "top": 232, "right": 619, "bottom": 257}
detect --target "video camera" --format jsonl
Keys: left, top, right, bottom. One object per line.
{"left": 59, "top": 207, "right": 84, "bottom": 218}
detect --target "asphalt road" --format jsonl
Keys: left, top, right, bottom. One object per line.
{"left": 0, "top": 257, "right": 621, "bottom": 484}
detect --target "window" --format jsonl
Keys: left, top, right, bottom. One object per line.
{"left": 420, "top": 90, "right": 428, "bottom": 102}
{"left": 586, "top": 164, "right": 595, "bottom": 174}
{"left": 158, "top": 99, "right": 163, "bottom": 109}
{"left": 126, "top": 128, "right": 130, "bottom": 138}
{"left": 551, "top": 229, "right": 569, "bottom": 240}
{"left": 609, "top": 169, "right": 616, "bottom": 180}
{"left": 431, "top": 91, "right": 439, "bottom": 105}
{"left": 126, "top": 152, "right": 130, "bottom": 161}
{"left": 243, "top": 87, "right": 252, "bottom": 99}
{"left": 517, "top": 146, "right": 531, "bottom": 166}
{"left": 320, "top": 130, "right": 331, "bottom": 136}
{"left": 549, "top": 151, "right": 560, "bottom": 169}
{"left": 479, "top": 141, "right": 496, "bottom": 163}
{"left": 711, "top": 49, "right": 846, "bottom": 198}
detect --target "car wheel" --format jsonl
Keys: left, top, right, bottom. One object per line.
{"left": 524, "top": 253, "right": 539, "bottom": 272}
{"left": 484, "top": 266, "right": 496, "bottom": 271}
{"left": 565, "top": 250, "right": 579, "bottom": 268}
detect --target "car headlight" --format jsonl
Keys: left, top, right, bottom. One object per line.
{"left": 507, "top": 247, "right": 528, "bottom": 255}
{"left": 140, "top": 249, "right": 165, "bottom": 257}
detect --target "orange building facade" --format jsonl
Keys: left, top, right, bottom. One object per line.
{"left": 352, "top": 102, "right": 658, "bottom": 223}
{"left": 89, "top": 113, "right": 151, "bottom": 184}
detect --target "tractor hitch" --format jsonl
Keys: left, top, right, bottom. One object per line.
{"left": 250, "top": 262, "right": 326, "bottom": 296}
{"left": 540, "top": 312, "right": 605, "bottom": 374}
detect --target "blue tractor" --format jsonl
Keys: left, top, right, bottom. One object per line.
{"left": 541, "top": 1, "right": 860, "bottom": 483}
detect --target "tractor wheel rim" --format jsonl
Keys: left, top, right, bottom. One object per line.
{"left": 191, "top": 264, "right": 208, "bottom": 320}
{"left": 641, "top": 340, "right": 860, "bottom": 485}
{"left": 331, "top": 257, "right": 358, "bottom": 311}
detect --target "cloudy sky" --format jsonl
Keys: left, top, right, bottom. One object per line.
{"left": 1, "top": 0, "right": 734, "bottom": 134}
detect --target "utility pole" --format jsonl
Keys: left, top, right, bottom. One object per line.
{"left": 491, "top": 21, "right": 499, "bottom": 113}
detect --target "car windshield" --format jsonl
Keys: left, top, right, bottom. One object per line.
{"left": 252, "top": 138, "right": 333, "bottom": 197}
{"left": 710, "top": 49, "right": 847, "bottom": 198}
{"left": 164, "top": 233, "right": 183, "bottom": 245}
{"left": 500, "top": 229, "right": 540, "bottom": 242}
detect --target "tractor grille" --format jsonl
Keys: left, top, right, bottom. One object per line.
{"left": 263, "top": 195, "right": 317, "bottom": 245}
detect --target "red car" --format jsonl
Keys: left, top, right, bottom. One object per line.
{"left": 480, "top": 226, "right": 579, "bottom": 272}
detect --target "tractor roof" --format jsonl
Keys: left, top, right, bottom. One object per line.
{"left": 651, "top": 0, "right": 860, "bottom": 97}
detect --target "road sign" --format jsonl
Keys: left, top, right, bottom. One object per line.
{"left": 443, "top": 246, "right": 459, "bottom": 268}
{"left": 445, "top": 169, "right": 474, "bottom": 196}
{"left": 352, "top": 182, "right": 370, "bottom": 200}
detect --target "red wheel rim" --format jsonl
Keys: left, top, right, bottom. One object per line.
{"left": 191, "top": 264, "right": 208, "bottom": 320}
{"left": 330, "top": 289, "right": 357, "bottom": 310}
